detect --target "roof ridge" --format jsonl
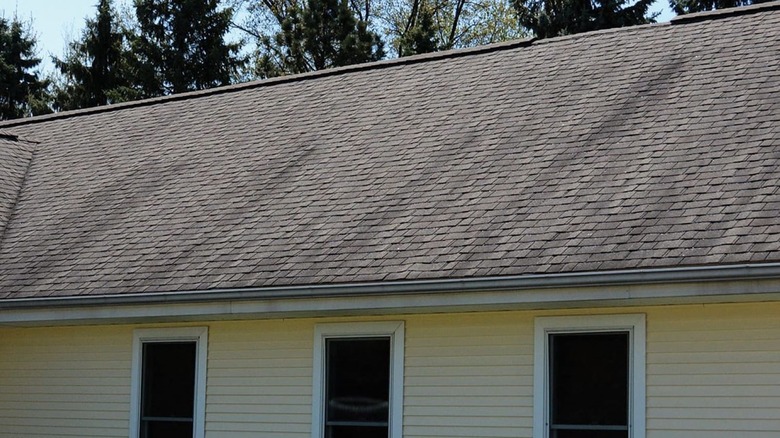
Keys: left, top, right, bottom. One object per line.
{"left": 0, "top": 37, "right": 535, "bottom": 129}
{"left": 529, "top": 1, "right": 780, "bottom": 46}
{"left": 1, "top": 0, "right": 777, "bottom": 129}
{"left": 671, "top": 0, "right": 780, "bottom": 23}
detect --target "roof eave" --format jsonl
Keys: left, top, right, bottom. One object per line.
{"left": 3, "top": 262, "right": 780, "bottom": 326}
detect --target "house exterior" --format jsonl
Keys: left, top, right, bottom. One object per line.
{"left": 1, "top": 2, "right": 780, "bottom": 437}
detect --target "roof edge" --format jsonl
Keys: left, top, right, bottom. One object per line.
{"left": 3, "top": 1, "right": 777, "bottom": 129}
{"left": 3, "top": 262, "right": 780, "bottom": 310}
{"left": 671, "top": 0, "right": 780, "bottom": 23}
{"left": 0, "top": 37, "right": 536, "bottom": 129}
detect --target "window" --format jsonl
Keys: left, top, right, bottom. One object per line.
{"left": 313, "top": 322, "right": 404, "bottom": 438}
{"left": 130, "top": 328, "right": 208, "bottom": 438}
{"left": 533, "top": 315, "right": 645, "bottom": 438}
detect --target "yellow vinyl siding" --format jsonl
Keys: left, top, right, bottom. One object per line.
{"left": 205, "top": 319, "right": 314, "bottom": 437}
{"left": 0, "top": 325, "right": 132, "bottom": 437}
{"left": 1, "top": 301, "right": 780, "bottom": 437}
{"left": 403, "top": 313, "right": 533, "bottom": 438}
{"left": 646, "top": 303, "right": 780, "bottom": 438}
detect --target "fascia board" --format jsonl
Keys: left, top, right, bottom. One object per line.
{"left": 2, "top": 264, "right": 780, "bottom": 325}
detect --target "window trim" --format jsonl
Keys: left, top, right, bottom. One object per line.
{"left": 129, "top": 327, "right": 208, "bottom": 438}
{"left": 533, "top": 314, "right": 646, "bottom": 438}
{"left": 312, "top": 321, "right": 404, "bottom": 438}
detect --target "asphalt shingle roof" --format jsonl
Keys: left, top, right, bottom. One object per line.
{"left": 0, "top": 134, "right": 34, "bottom": 245}
{"left": 0, "top": 3, "right": 779, "bottom": 300}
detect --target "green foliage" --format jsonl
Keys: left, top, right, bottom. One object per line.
{"left": 513, "top": 0, "right": 656, "bottom": 39}
{"left": 396, "top": 1, "right": 438, "bottom": 56}
{"left": 669, "top": 0, "right": 762, "bottom": 14}
{"left": 382, "top": 0, "right": 523, "bottom": 56}
{"left": 242, "top": 0, "right": 522, "bottom": 68}
{"left": 0, "top": 16, "right": 50, "bottom": 120}
{"left": 52, "top": 0, "right": 139, "bottom": 111}
{"left": 255, "top": 0, "right": 385, "bottom": 77}
{"left": 131, "top": 0, "right": 246, "bottom": 96}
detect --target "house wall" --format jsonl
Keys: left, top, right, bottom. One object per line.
{"left": 1, "top": 301, "right": 779, "bottom": 437}
{"left": 0, "top": 325, "right": 132, "bottom": 437}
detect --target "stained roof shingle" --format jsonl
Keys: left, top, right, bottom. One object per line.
{"left": 0, "top": 133, "right": 34, "bottom": 245}
{"left": 0, "top": 3, "right": 779, "bottom": 299}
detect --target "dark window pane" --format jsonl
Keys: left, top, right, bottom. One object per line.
{"left": 550, "top": 332, "right": 629, "bottom": 427}
{"left": 141, "top": 342, "right": 196, "bottom": 420}
{"left": 141, "top": 419, "right": 193, "bottom": 438}
{"left": 326, "top": 425, "right": 388, "bottom": 438}
{"left": 325, "top": 338, "right": 390, "bottom": 424}
{"left": 552, "top": 429, "right": 628, "bottom": 438}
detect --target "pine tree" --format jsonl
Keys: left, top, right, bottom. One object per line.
{"left": 0, "top": 16, "right": 50, "bottom": 120}
{"left": 131, "top": 0, "right": 246, "bottom": 96}
{"left": 513, "top": 0, "right": 655, "bottom": 39}
{"left": 255, "top": 0, "right": 385, "bottom": 77}
{"left": 52, "top": 0, "right": 139, "bottom": 111}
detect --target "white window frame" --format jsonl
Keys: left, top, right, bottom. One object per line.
{"left": 533, "top": 314, "right": 645, "bottom": 438}
{"left": 312, "top": 321, "right": 404, "bottom": 438}
{"left": 129, "top": 327, "right": 208, "bottom": 438}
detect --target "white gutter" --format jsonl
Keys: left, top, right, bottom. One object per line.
{"left": 0, "top": 263, "right": 780, "bottom": 325}
{"left": 2, "top": 263, "right": 780, "bottom": 311}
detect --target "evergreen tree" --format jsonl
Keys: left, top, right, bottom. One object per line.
{"left": 132, "top": 0, "right": 245, "bottom": 96}
{"left": 255, "top": 0, "right": 385, "bottom": 77}
{"left": 669, "top": 0, "right": 764, "bottom": 14}
{"left": 0, "top": 16, "right": 50, "bottom": 120}
{"left": 513, "top": 0, "right": 655, "bottom": 39}
{"left": 52, "top": 0, "right": 139, "bottom": 111}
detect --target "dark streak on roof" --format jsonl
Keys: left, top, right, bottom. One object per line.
{"left": 0, "top": 137, "right": 36, "bottom": 250}
{"left": 0, "top": 3, "right": 779, "bottom": 300}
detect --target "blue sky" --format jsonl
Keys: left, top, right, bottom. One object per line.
{"left": 5, "top": 0, "right": 121, "bottom": 71}
{"left": 4, "top": 0, "right": 674, "bottom": 74}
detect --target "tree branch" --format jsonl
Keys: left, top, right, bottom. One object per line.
{"left": 447, "top": 0, "right": 467, "bottom": 49}
{"left": 230, "top": 21, "right": 263, "bottom": 39}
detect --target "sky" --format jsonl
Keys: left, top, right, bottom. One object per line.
{"left": 4, "top": 0, "right": 126, "bottom": 71}
{"left": 4, "top": 0, "right": 675, "bottom": 75}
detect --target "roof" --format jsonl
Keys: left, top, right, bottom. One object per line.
{"left": 0, "top": 133, "right": 34, "bottom": 245}
{"left": 0, "top": 2, "right": 779, "bottom": 301}
{"left": 0, "top": 132, "right": 32, "bottom": 242}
